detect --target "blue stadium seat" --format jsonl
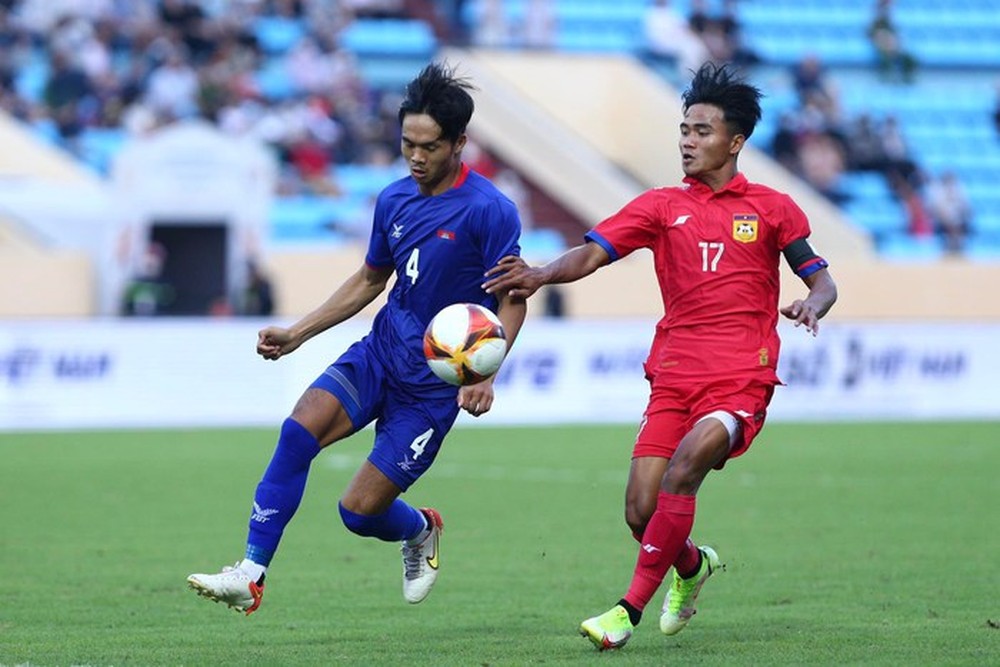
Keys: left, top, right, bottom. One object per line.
{"left": 334, "top": 164, "right": 403, "bottom": 197}
{"left": 520, "top": 228, "right": 567, "bottom": 261}
{"left": 843, "top": 198, "right": 907, "bottom": 237}
{"left": 339, "top": 20, "right": 437, "bottom": 57}
{"left": 78, "top": 128, "right": 128, "bottom": 175}
{"left": 878, "top": 233, "right": 946, "bottom": 262}
{"left": 14, "top": 54, "right": 48, "bottom": 103}
{"left": 269, "top": 196, "right": 369, "bottom": 243}
{"left": 252, "top": 16, "right": 307, "bottom": 55}
{"left": 254, "top": 58, "right": 296, "bottom": 100}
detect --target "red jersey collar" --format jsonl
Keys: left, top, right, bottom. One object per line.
{"left": 452, "top": 162, "right": 470, "bottom": 189}
{"left": 682, "top": 172, "right": 748, "bottom": 198}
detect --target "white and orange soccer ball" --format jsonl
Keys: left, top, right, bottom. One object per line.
{"left": 423, "top": 303, "right": 507, "bottom": 386}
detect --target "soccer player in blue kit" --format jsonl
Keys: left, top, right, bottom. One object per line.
{"left": 187, "top": 63, "right": 526, "bottom": 614}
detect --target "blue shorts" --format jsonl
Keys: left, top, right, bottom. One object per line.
{"left": 310, "top": 338, "right": 460, "bottom": 491}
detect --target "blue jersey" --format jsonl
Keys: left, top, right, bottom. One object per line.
{"left": 364, "top": 165, "right": 521, "bottom": 395}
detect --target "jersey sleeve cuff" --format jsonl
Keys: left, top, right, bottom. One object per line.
{"left": 795, "top": 257, "right": 828, "bottom": 278}
{"left": 584, "top": 230, "right": 619, "bottom": 262}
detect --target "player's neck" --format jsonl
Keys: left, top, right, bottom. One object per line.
{"left": 695, "top": 164, "right": 739, "bottom": 193}
{"left": 420, "top": 161, "right": 466, "bottom": 197}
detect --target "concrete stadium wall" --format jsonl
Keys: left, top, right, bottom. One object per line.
{"left": 0, "top": 249, "right": 95, "bottom": 316}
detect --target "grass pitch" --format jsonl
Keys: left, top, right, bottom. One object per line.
{"left": 1, "top": 422, "right": 998, "bottom": 665}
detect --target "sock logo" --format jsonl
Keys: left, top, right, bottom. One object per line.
{"left": 642, "top": 543, "right": 662, "bottom": 554}
{"left": 251, "top": 501, "right": 279, "bottom": 524}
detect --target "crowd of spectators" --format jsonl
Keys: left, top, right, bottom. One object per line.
{"left": 762, "top": 0, "right": 981, "bottom": 255}
{"left": 771, "top": 49, "right": 971, "bottom": 253}
{"left": 640, "top": 0, "right": 757, "bottom": 77}
{"left": 0, "top": 0, "right": 434, "bottom": 196}
{"left": 0, "top": 0, "right": 988, "bottom": 260}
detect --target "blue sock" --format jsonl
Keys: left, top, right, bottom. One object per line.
{"left": 338, "top": 499, "right": 426, "bottom": 542}
{"left": 245, "top": 418, "right": 321, "bottom": 566}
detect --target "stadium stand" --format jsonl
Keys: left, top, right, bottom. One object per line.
{"left": 1, "top": 0, "right": 999, "bottom": 317}
{"left": 456, "top": 0, "right": 1000, "bottom": 262}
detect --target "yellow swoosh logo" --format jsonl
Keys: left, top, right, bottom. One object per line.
{"left": 426, "top": 537, "right": 439, "bottom": 570}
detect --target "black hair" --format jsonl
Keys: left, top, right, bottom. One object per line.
{"left": 398, "top": 62, "right": 476, "bottom": 143}
{"left": 682, "top": 63, "right": 763, "bottom": 139}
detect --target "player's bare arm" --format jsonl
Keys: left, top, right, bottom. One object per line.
{"left": 257, "top": 264, "right": 393, "bottom": 360}
{"left": 483, "top": 242, "right": 610, "bottom": 298}
{"left": 457, "top": 292, "right": 526, "bottom": 417}
{"left": 780, "top": 268, "right": 838, "bottom": 336}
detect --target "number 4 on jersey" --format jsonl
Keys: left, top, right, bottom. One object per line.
{"left": 406, "top": 248, "right": 420, "bottom": 284}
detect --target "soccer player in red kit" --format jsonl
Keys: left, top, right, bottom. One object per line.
{"left": 483, "top": 62, "right": 837, "bottom": 650}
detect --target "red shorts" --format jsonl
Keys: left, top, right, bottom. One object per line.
{"left": 633, "top": 376, "right": 775, "bottom": 467}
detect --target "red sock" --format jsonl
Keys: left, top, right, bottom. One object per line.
{"left": 623, "top": 492, "right": 696, "bottom": 612}
{"left": 673, "top": 538, "right": 701, "bottom": 576}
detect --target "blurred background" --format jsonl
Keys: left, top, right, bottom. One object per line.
{"left": 1, "top": 0, "right": 998, "bottom": 428}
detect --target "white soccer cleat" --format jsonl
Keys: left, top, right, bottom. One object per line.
{"left": 187, "top": 562, "right": 265, "bottom": 615}
{"left": 401, "top": 508, "right": 443, "bottom": 604}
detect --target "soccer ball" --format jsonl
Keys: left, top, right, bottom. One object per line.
{"left": 423, "top": 303, "right": 507, "bottom": 386}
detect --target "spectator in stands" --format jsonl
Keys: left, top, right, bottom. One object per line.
{"left": 642, "top": 0, "right": 709, "bottom": 75}
{"left": 469, "top": 0, "right": 510, "bottom": 48}
{"left": 462, "top": 137, "right": 498, "bottom": 180}
{"left": 993, "top": 81, "right": 1000, "bottom": 138}
{"left": 797, "top": 128, "right": 849, "bottom": 205}
{"left": 687, "top": 0, "right": 731, "bottom": 65}
{"left": 867, "top": 0, "right": 916, "bottom": 83}
{"left": 143, "top": 46, "right": 200, "bottom": 121}
{"left": 925, "top": 171, "right": 972, "bottom": 254}
{"left": 715, "top": 0, "right": 760, "bottom": 68}
{"left": 241, "top": 259, "right": 276, "bottom": 316}
{"left": 43, "top": 50, "right": 93, "bottom": 140}
{"left": 687, "top": 0, "right": 757, "bottom": 68}
{"left": 770, "top": 112, "right": 800, "bottom": 172}
{"left": 893, "top": 172, "right": 933, "bottom": 238}
{"left": 344, "top": 0, "right": 407, "bottom": 20}
{"left": 845, "top": 113, "right": 889, "bottom": 173}
{"left": 121, "top": 242, "right": 175, "bottom": 317}
{"left": 286, "top": 127, "right": 341, "bottom": 196}
{"left": 879, "top": 114, "right": 918, "bottom": 187}
{"left": 520, "top": 0, "right": 556, "bottom": 50}
{"left": 791, "top": 54, "right": 836, "bottom": 109}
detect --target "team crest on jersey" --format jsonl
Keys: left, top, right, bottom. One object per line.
{"left": 732, "top": 214, "right": 758, "bottom": 243}
{"left": 437, "top": 229, "right": 456, "bottom": 241}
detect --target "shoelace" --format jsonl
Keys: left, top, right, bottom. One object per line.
{"left": 401, "top": 543, "right": 424, "bottom": 580}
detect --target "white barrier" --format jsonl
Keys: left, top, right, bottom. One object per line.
{"left": 1, "top": 319, "right": 998, "bottom": 431}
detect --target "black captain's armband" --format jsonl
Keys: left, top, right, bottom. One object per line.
{"left": 783, "top": 238, "right": 829, "bottom": 278}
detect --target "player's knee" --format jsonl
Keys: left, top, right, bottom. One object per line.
{"left": 624, "top": 500, "right": 653, "bottom": 538}
{"left": 661, "top": 457, "right": 707, "bottom": 494}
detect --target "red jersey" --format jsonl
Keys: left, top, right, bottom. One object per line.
{"left": 585, "top": 173, "right": 812, "bottom": 384}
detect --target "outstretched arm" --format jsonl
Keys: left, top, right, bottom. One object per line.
{"left": 257, "top": 263, "right": 393, "bottom": 360}
{"left": 482, "top": 242, "right": 611, "bottom": 299}
{"left": 780, "top": 268, "right": 837, "bottom": 336}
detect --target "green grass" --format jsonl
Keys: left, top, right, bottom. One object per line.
{"left": 1, "top": 422, "right": 998, "bottom": 666}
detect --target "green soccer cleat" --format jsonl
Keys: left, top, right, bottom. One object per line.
{"left": 659, "top": 546, "right": 723, "bottom": 636}
{"left": 579, "top": 604, "right": 634, "bottom": 651}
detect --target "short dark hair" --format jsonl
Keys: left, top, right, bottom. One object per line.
{"left": 398, "top": 62, "right": 476, "bottom": 143}
{"left": 682, "top": 63, "right": 763, "bottom": 139}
